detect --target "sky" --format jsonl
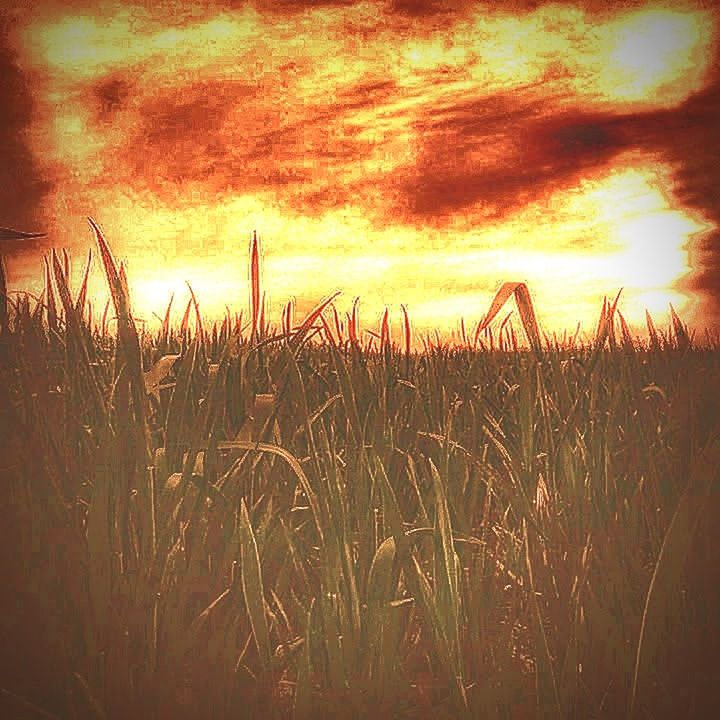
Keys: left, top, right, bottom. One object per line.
{"left": 1, "top": 0, "right": 718, "bottom": 344}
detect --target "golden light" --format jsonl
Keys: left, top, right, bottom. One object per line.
{"left": 601, "top": 9, "right": 712, "bottom": 105}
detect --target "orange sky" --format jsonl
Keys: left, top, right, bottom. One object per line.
{"left": 1, "top": 0, "right": 719, "bottom": 344}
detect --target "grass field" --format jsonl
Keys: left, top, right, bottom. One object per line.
{"left": 1, "top": 220, "right": 719, "bottom": 719}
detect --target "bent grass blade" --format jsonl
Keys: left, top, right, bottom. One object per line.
{"left": 474, "top": 281, "right": 542, "bottom": 353}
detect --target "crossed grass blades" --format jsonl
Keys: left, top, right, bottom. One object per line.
{"left": 0, "top": 218, "right": 719, "bottom": 720}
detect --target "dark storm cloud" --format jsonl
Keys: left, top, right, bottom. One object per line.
{"left": 137, "top": 83, "right": 242, "bottom": 148}
{"left": 390, "top": 0, "right": 452, "bottom": 15}
{"left": 388, "top": 0, "right": 478, "bottom": 19}
{"left": 388, "top": 0, "right": 567, "bottom": 17}
{"left": 254, "top": 0, "right": 654, "bottom": 19}
{"left": 650, "top": 73, "right": 720, "bottom": 325}
{"left": 121, "top": 75, "right": 389, "bottom": 215}
{"left": 254, "top": 0, "right": 358, "bottom": 14}
{"left": 391, "top": 34, "right": 720, "bottom": 323}
{"left": 388, "top": 0, "right": 657, "bottom": 20}
{"left": 0, "top": 15, "right": 54, "bottom": 259}
{"left": 393, "top": 86, "right": 651, "bottom": 223}
{"left": 126, "top": 83, "right": 250, "bottom": 200}
{"left": 93, "top": 76, "right": 133, "bottom": 123}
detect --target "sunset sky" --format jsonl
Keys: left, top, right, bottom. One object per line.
{"left": 1, "top": 0, "right": 718, "bottom": 344}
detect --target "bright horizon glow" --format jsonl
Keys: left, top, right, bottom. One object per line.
{"left": 3, "top": 0, "right": 719, "bottom": 344}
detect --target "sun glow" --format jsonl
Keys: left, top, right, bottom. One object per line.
{"left": 602, "top": 9, "right": 713, "bottom": 106}
{"left": 4, "top": 0, "right": 719, "bottom": 339}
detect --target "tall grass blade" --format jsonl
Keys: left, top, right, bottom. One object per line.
{"left": 293, "top": 599, "right": 316, "bottom": 720}
{"left": 73, "top": 672, "right": 109, "bottom": 720}
{"left": 44, "top": 254, "right": 57, "bottom": 334}
{"left": 594, "top": 289, "right": 622, "bottom": 350}
{"left": 239, "top": 498, "right": 273, "bottom": 674}
{"left": 401, "top": 303, "right": 411, "bottom": 375}
{"left": 218, "top": 440, "right": 324, "bottom": 547}
{"left": 101, "top": 298, "right": 110, "bottom": 336}
{"left": 349, "top": 296, "right": 359, "bottom": 346}
{"left": 0, "top": 254, "right": 7, "bottom": 332}
{"left": 74, "top": 248, "right": 93, "bottom": 316}
{"left": 332, "top": 303, "right": 343, "bottom": 344}
{"left": 250, "top": 230, "right": 260, "bottom": 342}
{"left": 118, "top": 261, "right": 129, "bottom": 307}
{"left": 318, "top": 311, "right": 336, "bottom": 347}
{"left": 161, "top": 292, "right": 174, "bottom": 348}
{"left": 380, "top": 306, "right": 390, "bottom": 352}
{"left": 185, "top": 280, "right": 204, "bottom": 341}
{"left": 365, "top": 535, "right": 399, "bottom": 698}
{"left": 646, "top": 310, "right": 659, "bottom": 349}
{"left": 429, "top": 459, "right": 461, "bottom": 657}
{"left": 259, "top": 289, "right": 266, "bottom": 338}
{"left": 524, "top": 521, "right": 562, "bottom": 719}
{"left": 50, "top": 252, "right": 106, "bottom": 424}
{"left": 87, "top": 216, "right": 150, "bottom": 458}
{"left": 282, "top": 299, "right": 293, "bottom": 339}
{"left": 180, "top": 296, "right": 192, "bottom": 337}
{"left": 617, "top": 309, "right": 634, "bottom": 350}
{"left": 475, "top": 282, "right": 541, "bottom": 352}
{"left": 329, "top": 342, "right": 363, "bottom": 447}
{"left": 669, "top": 303, "right": 690, "bottom": 351}
{"left": 628, "top": 435, "right": 720, "bottom": 719}
{"left": 284, "top": 291, "right": 342, "bottom": 357}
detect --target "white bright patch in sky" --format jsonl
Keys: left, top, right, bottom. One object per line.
{"left": 602, "top": 9, "right": 712, "bottom": 104}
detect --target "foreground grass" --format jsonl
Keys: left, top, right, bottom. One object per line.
{"left": 1, "top": 223, "right": 719, "bottom": 719}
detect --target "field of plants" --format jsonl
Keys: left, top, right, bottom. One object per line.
{"left": 1, "top": 219, "right": 719, "bottom": 719}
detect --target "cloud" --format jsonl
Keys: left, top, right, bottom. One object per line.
{"left": 253, "top": 0, "right": 360, "bottom": 15}
{"left": 0, "top": 16, "right": 55, "bottom": 259}
{"left": 388, "top": 0, "right": 660, "bottom": 20}
{"left": 390, "top": 84, "right": 650, "bottom": 225}
{"left": 386, "top": 42, "right": 720, "bottom": 325}
{"left": 651, "top": 74, "right": 720, "bottom": 327}
{"left": 109, "top": 73, "right": 396, "bottom": 217}
{"left": 3, "top": 0, "right": 718, "bottom": 331}
{"left": 93, "top": 75, "right": 133, "bottom": 123}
